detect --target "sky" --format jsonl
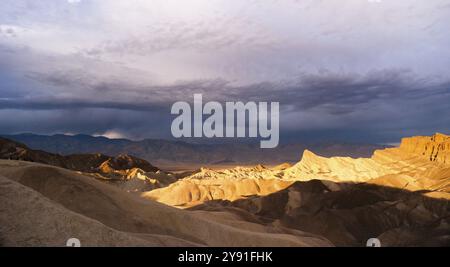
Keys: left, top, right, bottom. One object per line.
{"left": 0, "top": 0, "right": 449, "bottom": 144}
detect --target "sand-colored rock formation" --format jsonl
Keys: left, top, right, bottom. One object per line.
{"left": 117, "top": 169, "right": 179, "bottom": 193}
{"left": 0, "top": 160, "right": 332, "bottom": 247}
{"left": 142, "top": 166, "right": 294, "bottom": 207}
{"left": 192, "top": 179, "right": 450, "bottom": 246}
{"left": 399, "top": 133, "right": 449, "bottom": 164}
{"left": 146, "top": 133, "right": 450, "bottom": 207}
{"left": 0, "top": 133, "right": 448, "bottom": 247}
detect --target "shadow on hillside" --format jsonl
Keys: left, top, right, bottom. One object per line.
{"left": 188, "top": 180, "right": 450, "bottom": 247}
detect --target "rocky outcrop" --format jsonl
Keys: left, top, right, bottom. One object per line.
{"left": 98, "top": 154, "right": 158, "bottom": 173}
{"left": 398, "top": 133, "right": 449, "bottom": 164}
{"left": 1, "top": 133, "right": 449, "bottom": 247}
{"left": 145, "top": 133, "right": 450, "bottom": 207}
{"left": 0, "top": 137, "right": 159, "bottom": 179}
{"left": 192, "top": 179, "right": 450, "bottom": 246}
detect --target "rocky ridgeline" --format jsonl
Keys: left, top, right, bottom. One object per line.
{"left": 147, "top": 133, "right": 450, "bottom": 207}
{"left": 399, "top": 133, "right": 449, "bottom": 164}
{"left": 0, "top": 137, "right": 159, "bottom": 178}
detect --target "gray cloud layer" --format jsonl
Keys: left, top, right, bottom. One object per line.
{"left": 0, "top": 0, "right": 449, "bottom": 143}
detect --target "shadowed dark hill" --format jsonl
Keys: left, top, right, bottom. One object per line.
{"left": 189, "top": 179, "right": 450, "bottom": 247}
{"left": 0, "top": 137, "right": 159, "bottom": 176}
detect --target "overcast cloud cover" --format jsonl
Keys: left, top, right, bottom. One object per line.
{"left": 0, "top": 0, "right": 449, "bottom": 143}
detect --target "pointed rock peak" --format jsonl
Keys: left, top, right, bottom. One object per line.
{"left": 302, "top": 149, "right": 318, "bottom": 159}
{"left": 297, "top": 149, "right": 325, "bottom": 165}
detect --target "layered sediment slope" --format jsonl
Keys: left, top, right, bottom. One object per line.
{"left": 145, "top": 133, "right": 450, "bottom": 207}
{"left": 1, "top": 133, "right": 448, "bottom": 247}
{"left": 191, "top": 179, "right": 450, "bottom": 246}
{"left": 0, "top": 160, "right": 332, "bottom": 247}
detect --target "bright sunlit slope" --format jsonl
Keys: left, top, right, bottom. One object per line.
{"left": 0, "top": 160, "right": 331, "bottom": 247}
{"left": 144, "top": 133, "right": 450, "bottom": 207}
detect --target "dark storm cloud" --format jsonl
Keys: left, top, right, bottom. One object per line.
{"left": 14, "top": 67, "right": 450, "bottom": 115}
{"left": 239, "top": 70, "right": 450, "bottom": 114}
{"left": 0, "top": 97, "right": 167, "bottom": 112}
{"left": 1, "top": 0, "right": 449, "bottom": 143}
{"left": 1, "top": 66, "right": 449, "bottom": 143}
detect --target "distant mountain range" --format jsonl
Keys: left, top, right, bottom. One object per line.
{"left": 1, "top": 133, "right": 388, "bottom": 168}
